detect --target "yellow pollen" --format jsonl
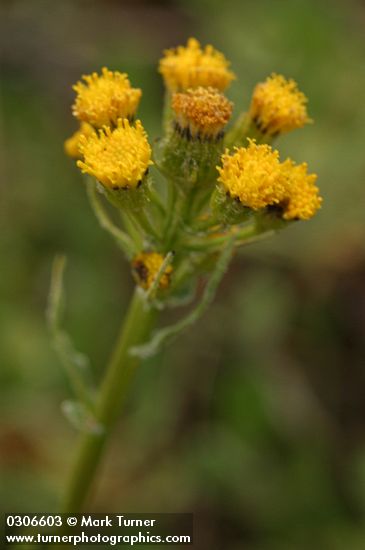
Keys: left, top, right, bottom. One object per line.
{"left": 72, "top": 67, "right": 142, "bottom": 128}
{"left": 76, "top": 119, "right": 152, "bottom": 189}
{"left": 132, "top": 252, "right": 173, "bottom": 290}
{"left": 249, "top": 73, "right": 311, "bottom": 136}
{"left": 64, "top": 122, "right": 96, "bottom": 159}
{"left": 172, "top": 87, "right": 233, "bottom": 138}
{"left": 280, "top": 159, "right": 322, "bottom": 220}
{"left": 159, "top": 37, "right": 235, "bottom": 92}
{"left": 217, "top": 140, "right": 287, "bottom": 210}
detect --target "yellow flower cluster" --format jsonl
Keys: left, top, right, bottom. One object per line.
{"left": 72, "top": 67, "right": 142, "bottom": 128}
{"left": 77, "top": 119, "right": 152, "bottom": 189}
{"left": 217, "top": 140, "right": 321, "bottom": 220}
{"left": 132, "top": 252, "right": 172, "bottom": 290}
{"left": 159, "top": 38, "right": 235, "bottom": 92}
{"left": 65, "top": 40, "right": 321, "bottom": 224}
{"left": 217, "top": 140, "right": 287, "bottom": 210}
{"left": 64, "top": 122, "right": 95, "bottom": 159}
{"left": 172, "top": 86, "right": 233, "bottom": 139}
{"left": 280, "top": 160, "right": 322, "bottom": 220}
{"left": 249, "top": 74, "right": 311, "bottom": 136}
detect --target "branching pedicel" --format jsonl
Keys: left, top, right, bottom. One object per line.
{"left": 57, "top": 38, "right": 322, "bottom": 512}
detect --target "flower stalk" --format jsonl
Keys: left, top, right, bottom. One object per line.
{"left": 63, "top": 288, "right": 158, "bottom": 512}
{"left": 58, "top": 38, "right": 323, "bottom": 513}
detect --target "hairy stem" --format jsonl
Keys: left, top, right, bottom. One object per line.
{"left": 87, "top": 181, "right": 136, "bottom": 258}
{"left": 62, "top": 288, "right": 158, "bottom": 513}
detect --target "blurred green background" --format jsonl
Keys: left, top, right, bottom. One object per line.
{"left": 1, "top": 0, "right": 365, "bottom": 548}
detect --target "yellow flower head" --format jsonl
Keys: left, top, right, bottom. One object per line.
{"left": 217, "top": 140, "right": 287, "bottom": 210}
{"left": 77, "top": 119, "right": 152, "bottom": 189}
{"left": 249, "top": 73, "right": 311, "bottom": 136}
{"left": 132, "top": 252, "right": 173, "bottom": 290}
{"left": 72, "top": 67, "right": 142, "bottom": 128}
{"left": 280, "top": 159, "right": 322, "bottom": 220}
{"left": 159, "top": 38, "right": 235, "bottom": 92}
{"left": 64, "top": 122, "right": 96, "bottom": 159}
{"left": 172, "top": 86, "right": 233, "bottom": 140}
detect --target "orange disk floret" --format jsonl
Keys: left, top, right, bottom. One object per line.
{"left": 172, "top": 86, "right": 233, "bottom": 139}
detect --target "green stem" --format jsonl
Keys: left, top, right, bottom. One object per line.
{"left": 225, "top": 112, "right": 274, "bottom": 147}
{"left": 192, "top": 215, "right": 221, "bottom": 233}
{"left": 189, "top": 186, "right": 214, "bottom": 220}
{"left": 224, "top": 112, "right": 250, "bottom": 148}
{"left": 163, "top": 180, "right": 177, "bottom": 236}
{"left": 147, "top": 186, "right": 166, "bottom": 217}
{"left": 62, "top": 288, "right": 158, "bottom": 513}
{"left": 163, "top": 185, "right": 185, "bottom": 251}
{"left": 87, "top": 181, "right": 135, "bottom": 258}
{"left": 163, "top": 184, "right": 201, "bottom": 252}
{"left": 181, "top": 224, "right": 275, "bottom": 251}
{"left": 120, "top": 211, "right": 143, "bottom": 250}
{"left": 162, "top": 90, "right": 173, "bottom": 135}
{"left": 131, "top": 209, "right": 161, "bottom": 242}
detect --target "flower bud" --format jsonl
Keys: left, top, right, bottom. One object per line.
{"left": 172, "top": 87, "right": 233, "bottom": 141}
{"left": 159, "top": 87, "right": 233, "bottom": 188}
{"left": 132, "top": 252, "right": 172, "bottom": 290}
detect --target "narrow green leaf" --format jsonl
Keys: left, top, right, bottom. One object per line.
{"left": 47, "top": 255, "right": 95, "bottom": 411}
{"left": 86, "top": 177, "right": 136, "bottom": 258}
